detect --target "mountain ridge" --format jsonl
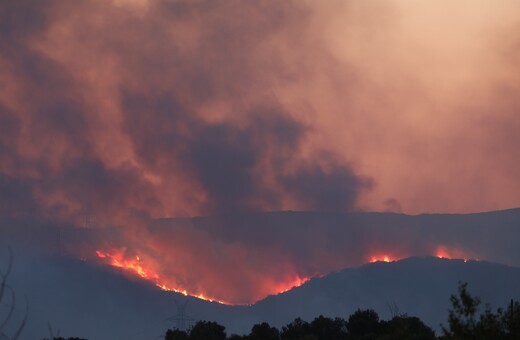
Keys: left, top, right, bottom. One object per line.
{"left": 3, "top": 248, "right": 520, "bottom": 339}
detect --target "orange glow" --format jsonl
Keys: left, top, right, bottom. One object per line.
{"left": 95, "top": 245, "right": 480, "bottom": 305}
{"left": 95, "top": 250, "right": 313, "bottom": 305}
{"left": 435, "top": 245, "right": 477, "bottom": 262}
{"left": 95, "top": 250, "right": 228, "bottom": 304}
{"left": 369, "top": 255, "right": 395, "bottom": 263}
{"left": 276, "top": 275, "right": 312, "bottom": 294}
{"left": 95, "top": 250, "right": 158, "bottom": 280}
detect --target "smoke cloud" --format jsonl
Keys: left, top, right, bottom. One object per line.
{"left": 0, "top": 0, "right": 373, "bottom": 225}
{"left": 1, "top": 0, "right": 520, "bottom": 304}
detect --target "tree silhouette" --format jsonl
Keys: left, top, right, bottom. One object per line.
{"left": 443, "top": 282, "right": 481, "bottom": 339}
{"left": 503, "top": 300, "right": 520, "bottom": 339}
{"left": 309, "top": 315, "right": 346, "bottom": 340}
{"left": 346, "top": 309, "right": 381, "bottom": 339}
{"left": 249, "top": 322, "right": 280, "bottom": 340}
{"left": 147, "top": 282, "right": 518, "bottom": 340}
{"left": 281, "top": 317, "right": 310, "bottom": 340}
{"left": 442, "top": 282, "right": 520, "bottom": 340}
{"left": 164, "top": 328, "right": 188, "bottom": 340}
{"left": 189, "top": 320, "right": 226, "bottom": 340}
{"left": 0, "top": 247, "right": 28, "bottom": 340}
{"left": 382, "top": 315, "right": 436, "bottom": 340}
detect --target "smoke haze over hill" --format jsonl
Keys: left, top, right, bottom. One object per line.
{"left": 2, "top": 210, "right": 520, "bottom": 304}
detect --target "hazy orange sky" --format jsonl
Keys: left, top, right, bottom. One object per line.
{"left": 1, "top": 0, "right": 519, "bottom": 222}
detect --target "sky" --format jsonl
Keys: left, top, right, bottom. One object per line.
{"left": 1, "top": 0, "right": 520, "bottom": 304}
{"left": 1, "top": 0, "right": 520, "bottom": 223}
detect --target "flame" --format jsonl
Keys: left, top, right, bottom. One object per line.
{"left": 95, "top": 250, "right": 228, "bottom": 304}
{"left": 95, "top": 249, "right": 313, "bottom": 305}
{"left": 276, "top": 275, "right": 312, "bottom": 294}
{"left": 368, "top": 245, "right": 478, "bottom": 264}
{"left": 96, "top": 250, "right": 158, "bottom": 280}
{"left": 369, "top": 255, "right": 394, "bottom": 263}
{"left": 95, "top": 245, "right": 478, "bottom": 305}
{"left": 435, "top": 245, "right": 478, "bottom": 262}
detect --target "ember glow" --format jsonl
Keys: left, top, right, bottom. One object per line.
{"left": 369, "top": 255, "right": 393, "bottom": 263}
{"left": 89, "top": 228, "right": 488, "bottom": 306}
{"left": 435, "top": 245, "right": 478, "bottom": 262}
{"left": 275, "top": 276, "right": 313, "bottom": 295}
{"left": 95, "top": 249, "right": 312, "bottom": 305}
{"left": 95, "top": 242, "right": 480, "bottom": 305}
{"left": 95, "top": 250, "right": 228, "bottom": 304}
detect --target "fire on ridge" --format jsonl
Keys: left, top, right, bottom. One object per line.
{"left": 95, "top": 244, "right": 478, "bottom": 305}
{"left": 368, "top": 244, "right": 478, "bottom": 264}
{"left": 95, "top": 250, "right": 313, "bottom": 305}
{"left": 96, "top": 250, "right": 230, "bottom": 304}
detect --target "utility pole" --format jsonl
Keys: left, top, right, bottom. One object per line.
{"left": 167, "top": 299, "right": 195, "bottom": 332}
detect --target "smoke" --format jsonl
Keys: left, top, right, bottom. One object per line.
{"left": 2, "top": 0, "right": 520, "bottom": 221}
{"left": 1, "top": 0, "right": 520, "bottom": 304}
{"left": 0, "top": 0, "right": 373, "bottom": 226}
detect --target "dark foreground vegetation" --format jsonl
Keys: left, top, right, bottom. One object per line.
{"left": 0, "top": 247, "right": 27, "bottom": 340}
{"left": 163, "top": 283, "right": 520, "bottom": 340}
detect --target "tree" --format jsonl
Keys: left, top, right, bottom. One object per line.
{"left": 281, "top": 318, "right": 311, "bottom": 340}
{"left": 189, "top": 320, "right": 226, "bottom": 340}
{"left": 249, "top": 322, "right": 280, "bottom": 340}
{"left": 442, "top": 282, "right": 481, "bottom": 339}
{"left": 381, "top": 315, "right": 436, "bottom": 340}
{"left": 441, "top": 282, "right": 520, "bottom": 340}
{"left": 164, "top": 328, "right": 188, "bottom": 340}
{"left": 503, "top": 300, "right": 520, "bottom": 339}
{"left": 346, "top": 309, "right": 381, "bottom": 339}
{"left": 474, "top": 299, "right": 520, "bottom": 340}
{"left": 0, "top": 247, "right": 28, "bottom": 340}
{"left": 308, "top": 315, "right": 346, "bottom": 340}
{"left": 158, "top": 283, "right": 519, "bottom": 340}
{"left": 473, "top": 307, "right": 505, "bottom": 340}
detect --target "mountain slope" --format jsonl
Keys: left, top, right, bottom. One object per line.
{"left": 251, "top": 257, "right": 520, "bottom": 332}
{"left": 2, "top": 208, "right": 520, "bottom": 338}
{"left": 3, "top": 243, "right": 520, "bottom": 339}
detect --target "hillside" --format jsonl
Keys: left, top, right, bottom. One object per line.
{"left": 3, "top": 245, "right": 520, "bottom": 339}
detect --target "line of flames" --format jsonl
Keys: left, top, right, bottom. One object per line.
{"left": 95, "top": 250, "right": 229, "bottom": 304}
{"left": 368, "top": 245, "right": 478, "bottom": 264}
{"left": 95, "top": 250, "right": 311, "bottom": 305}
{"left": 96, "top": 245, "right": 477, "bottom": 305}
